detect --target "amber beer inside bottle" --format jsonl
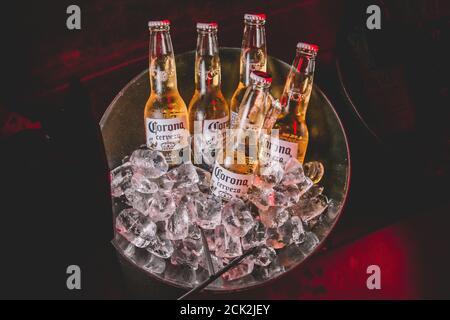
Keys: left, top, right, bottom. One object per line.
{"left": 211, "top": 71, "right": 273, "bottom": 201}
{"left": 229, "top": 13, "right": 267, "bottom": 129}
{"left": 188, "top": 22, "right": 228, "bottom": 166}
{"left": 267, "top": 42, "right": 318, "bottom": 165}
{"left": 144, "top": 20, "right": 190, "bottom": 166}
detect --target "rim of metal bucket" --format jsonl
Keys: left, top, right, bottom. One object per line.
{"left": 101, "top": 47, "right": 351, "bottom": 294}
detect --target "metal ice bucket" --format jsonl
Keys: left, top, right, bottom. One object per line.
{"left": 100, "top": 48, "right": 350, "bottom": 297}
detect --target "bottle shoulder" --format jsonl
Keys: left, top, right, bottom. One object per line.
{"left": 230, "top": 83, "right": 247, "bottom": 109}
{"left": 188, "top": 91, "right": 229, "bottom": 120}
{"left": 145, "top": 92, "right": 188, "bottom": 118}
{"left": 274, "top": 117, "right": 308, "bottom": 136}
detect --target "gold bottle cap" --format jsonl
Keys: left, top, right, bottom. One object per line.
{"left": 148, "top": 20, "right": 171, "bottom": 28}
{"left": 297, "top": 42, "right": 319, "bottom": 53}
{"left": 244, "top": 13, "right": 266, "bottom": 22}
{"left": 250, "top": 71, "right": 272, "bottom": 85}
{"left": 196, "top": 22, "right": 218, "bottom": 31}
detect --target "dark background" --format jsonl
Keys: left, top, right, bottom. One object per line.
{"left": 0, "top": 0, "right": 449, "bottom": 299}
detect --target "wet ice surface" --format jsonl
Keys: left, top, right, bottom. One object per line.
{"left": 111, "top": 146, "right": 339, "bottom": 287}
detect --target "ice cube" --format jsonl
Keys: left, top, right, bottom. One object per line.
{"left": 241, "top": 220, "right": 268, "bottom": 250}
{"left": 130, "top": 148, "right": 168, "bottom": 179}
{"left": 164, "top": 264, "right": 196, "bottom": 286}
{"left": 278, "top": 216, "right": 306, "bottom": 245}
{"left": 266, "top": 216, "right": 305, "bottom": 249}
{"left": 203, "top": 229, "right": 216, "bottom": 251}
{"left": 175, "top": 194, "right": 197, "bottom": 222}
{"left": 222, "top": 198, "right": 255, "bottom": 237}
{"left": 195, "top": 167, "right": 212, "bottom": 193}
{"left": 259, "top": 206, "right": 290, "bottom": 229}
{"left": 257, "top": 160, "right": 284, "bottom": 185}
{"left": 188, "top": 224, "right": 201, "bottom": 240}
{"left": 303, "top": 161, "right": 325, "bottom": 184}
{"left": 273, "top": 184, "right": 301, "bottom": 207}
{"left": 183, "top": 237, "right": 204, "bottom": 256}
{"left": 146, "top": 234, "right": 174, "bottom": 259}
{"left": 300, "top": 184, "right": 324, "bottom": 200}
{"left": 110, "top": 162, "right": 133, "bottom": 197}
{"left": 153, "top": 175, "right": 175, "bottom": 192}
{"left": 124, "top": 189, "right": 152, "bottom": 214}
{"left": 293, "top": 194, "right": 329, "bottom": 222}
{"left": 123, "top": 243, "right": 137, "bottom": 260}
{"left": 148, "top": 191, "right": 176, "bottom": 221}
{"left": 281, "top": 158, "right": 306, "bottom": 186}
{"left": 166, "top": 163, "right": 199, "bottom": 189}
{"left": 253, "top": 245, "right": 277, "bottom": 267}
{"left": 172, "top": 185, "right": 201, "bottom": 208}
{"left": 222, "top": 256, "right": 254, "bottom": 281}
{"left": 131, "top": 172, "right": 158, "bottom": 194}
{"left": 122, "top": 243, "right": 157, "bottom": 268}
{"left": 170, "top": 239, "right": 203, "bottom": 270}
{"left": 166, "top": 203, "right": 190, "bottom": 241}
{"left": 115, "top": 208, "right": 157, "bottom": 248}
{"left": 298, "top": 231, "right": 320, "bottom": 255}
{"left": 254, "top": 258, "right": 285, "bottom": 280}
{"left": 247, "top": 185, "right": 275, "bottom": 211}
{"left": 215, "top": 225, "right": 243, "bottom": 258}
{"left": 194, "top": 193, "right": 222, "bottom": 230}
{"left": 297, "top": 176, "right": 314, "bottom": 197}
{"left": 266, "top": 228, "right": 286, "bottom": 249}
{"left": 199, "top": 253, "right": 224, "bottom": 273}
{"left": 143, "top": 254, "right": 166, "bottom": 274}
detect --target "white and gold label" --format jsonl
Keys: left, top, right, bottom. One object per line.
{"left": 146, "top": 116, "right": 189, "bottom": 152}
{"left": 211, "top": 163, "right": 253, "bottom": 201}
{"left": 203, "top": 116, "right": 228, "bottom": 142}
{"left": 260, "top": 135, "right": 298, "bottom": 165}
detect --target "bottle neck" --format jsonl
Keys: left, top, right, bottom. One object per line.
{"left": 239, "top": 83, "right": 270, "bottom": 123}
{"left": 281, "top": 51, "right": 315, "bottom": 121}
{"left": 239, "top": 23, "right": 267, "bottom": 86}
{"left": 194, "top": 31, "right": 221, "bottom": 94}
{"left": 149, "top": 29, "right": 178, "bottom": 95}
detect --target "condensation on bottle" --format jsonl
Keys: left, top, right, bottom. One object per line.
{"left": 229, "top": 13, "right": 267, "bottom": 129}
{"left": 188, "top": 22, "right": 229, "bottom": 169}
{"left": 144, "top": 20, "right": 190, "bottom": 167}
{"left": 263, "top": 42, "right": 319, "bottom": 165}
{"left": 211, "top": 71, "right": 275, "bottom": 201}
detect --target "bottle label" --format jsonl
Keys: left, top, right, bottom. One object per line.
{"left": 260, "top": 135, "right": 298, "bottom": 165}
{"left": 211, "top": 163, "right": 253, "bottom": 201}
{"left": 203, "top": 116, "right": 229, "bottom": 143}
{"left": 146, "top": 116, "right": 189, "bottom": 152}
{"left": 230, "top": 111, "right": 239, "bottom": 128}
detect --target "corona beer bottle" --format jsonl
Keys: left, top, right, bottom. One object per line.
{"left": 211, "top": 71, "right": 273, "bottom": 201}
{"left": 268, "top": 42, "right": 318, "bottom": 164}
{"left": 188, "top": 22, "right": 228, "bottom": 167}
{"left": 144, "top": 20, "right": 189, "bottom": 166}
{"left": 229, "top": 13, "right": 267, "bottom": 128}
